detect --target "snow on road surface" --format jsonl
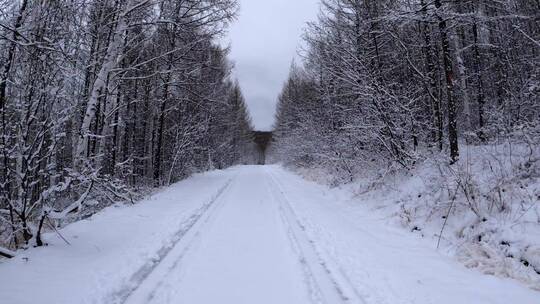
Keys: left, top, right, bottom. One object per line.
{"left": 122, "top": 166, "right": 343, "bottom": 304}
{"left": 1, "top": 165, "right": 539, "bottom": 304}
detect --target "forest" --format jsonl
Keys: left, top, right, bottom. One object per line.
{"left": 0, "top": 0, "right": 539, "bottom": 300}
{"left": 272, "top": 0, "right": 539, "bottom": 174}
{"left": 269, "top": 0, "right": 540, "bottom": 288}
{"left": 0, "top": 0, "right": 253, "bottom": 255}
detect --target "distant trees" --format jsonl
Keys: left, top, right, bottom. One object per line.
{"left": 271, "top": 0, "right": 539, "bottom": 176}
{"left": 0, "top": 0, "right": 252, "bottom": 252}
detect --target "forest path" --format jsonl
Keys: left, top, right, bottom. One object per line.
{"left": 123, "top": 165, "right": 349, "bottom": 304}
{"left": 1, "top": 166, "right": 538, "bottom": 304}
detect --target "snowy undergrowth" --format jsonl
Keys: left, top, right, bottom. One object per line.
{"left": 290, "top": 142, "right": 540, "bottom": 290}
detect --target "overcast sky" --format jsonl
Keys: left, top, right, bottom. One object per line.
{"left": 225, "top": 0, "right": 319, "bottom": 131}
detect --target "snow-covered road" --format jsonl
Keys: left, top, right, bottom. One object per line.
{"left": 123, "top": 166, "right": 344, "bottom": 304}
{"left": 1, "top": 166, "right": 538, "bottom": 304}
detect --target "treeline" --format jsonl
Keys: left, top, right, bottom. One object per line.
{"left": 271, "top": 0, "right": 539, "bottom": 179}
{"left": 0, "top": 0, "right": 252, "bottom": 253}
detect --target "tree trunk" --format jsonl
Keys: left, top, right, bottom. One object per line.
{"left": 153, "top": 80, "right": 169, "bottom": 184}
{"left": 472, "top": 4, "right": 486, "bottom": 140}
{"left": 76, "top": 1, "right": 132, "bottom": 167}
{"left": 0, "top": 0, "right": 28, "bottom": 112}
{"left": 1, "top": 0, "right": 28, "bottom": 226}
{"left": 421, "top": 0, "right": 443, "bottom": 151}
{"left": 454, "top": 28, "right": 472, "bottom": 133}
{"left": 435, "top": 0, "right": 459, "bottom": 163}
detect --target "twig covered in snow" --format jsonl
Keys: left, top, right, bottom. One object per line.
{"left": 0, "top": 246, "right": 15, "bottom": 258}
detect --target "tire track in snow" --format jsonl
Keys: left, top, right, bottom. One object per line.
{"left": 265, "top": 168, "right": 366, "bottom": 304}
{"left": 106, "top": 177, "right": 235, "bottom": 304}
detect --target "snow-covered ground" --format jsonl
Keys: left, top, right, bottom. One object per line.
{"left": 1, "top": 165, "right": 539, "bottom": 304}
{"left": 290, "top": 142, "right": 540, "bottom": 291}
{"left": 269, "top": 165, "right": 539, "bottom": 303}
{"left": 0, "top": 170, "right": 234, "bottom": 304}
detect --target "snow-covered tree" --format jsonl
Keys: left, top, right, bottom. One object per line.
{"left": 271, "top": 0, "right": 539, "bottom": 174}
{"left": 0, "top": 0, "right": 252, "bottom": 253}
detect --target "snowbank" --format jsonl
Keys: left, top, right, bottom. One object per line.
{"left": 285, "top": 142, "right": 540, "bottom": 290}
{"left": 268, "top": 165, "right": 540, "bottom": 303}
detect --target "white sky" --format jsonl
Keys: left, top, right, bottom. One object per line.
{"left": 225, "top": 0, "right": 319, "bottom": 131}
